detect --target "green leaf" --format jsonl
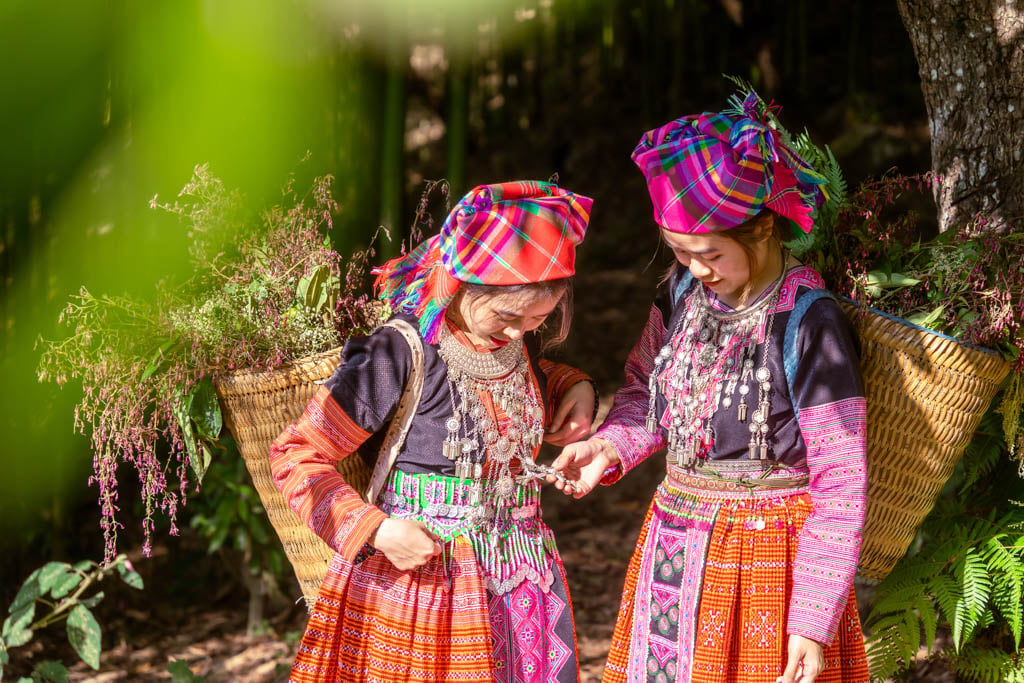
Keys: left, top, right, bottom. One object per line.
{"left": 79, "top": 592, "right": 105, "bottom": 609}
{"left": 188, "top": 379, "right": 222, "bottom": 440}
{"left": 49, "top": 569, "right": 83, "bottom": 600}
{"left": 248, "top": 516, "right": 269, "bottom": 545}
{"left": 141, "top": 339, "right": 176, "bottom": 382}
{"left": 31, "top": 660, "right": 70, "bottom": 683}
{"left": 36, "top": 563, "right": 71, "bottom": 593}
{"left": 172, "top": 393, "right": 205, "bottom": 482}
{"left": 2, "top": 603, "right": 35, "bottom": 648}
{"left": 168, "top": 659, "right": 201, "bottom": 682}
{"left": 115, "top": 561, "right": 144, "bottom": 591}
{"left": 66, "top": 605, "right": 101, "bottom": 670}
{"left": 865, "top": 270, "right": 921, "bottom": 289}
{"left": 906, "top": 305, "right": 945, "bottom": 330}
{"left": 10, "top": 568, "right": 43, "bottom": 613}
{"left": 916, "top": 594, "right": 938, "bottom": 652}
{"left": 299, "top": 265, "right": 330, "bottom": 311}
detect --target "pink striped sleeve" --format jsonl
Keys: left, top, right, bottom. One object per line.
{"left": 594, "top": 304, "right": 667, "bottom": 483}
{"left": 787, "top": 396, "right": 867, "bottom": 643}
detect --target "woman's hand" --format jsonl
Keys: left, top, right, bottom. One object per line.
{"left": 549, "top": 437, "right": 620, "bottom": 498}
{"left": 776, "top": 634, "right": 825, "bottom": 683}
{"left": 545, "top": 381, "right": 596, "bottom": 446}
{"left": 370, "top": 518, "right": 442, "bottom": 571}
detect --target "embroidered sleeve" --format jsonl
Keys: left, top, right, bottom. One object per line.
{"left": 537, "top": 359, "right": 595, "bottom": 426}
{"left": 786, "top": 300, "right": 868, "bottom": 644}
{"left": 268, "top": 326, "right": 411, "bottom": 562}
{"left": 593, "top": 302, "right": 669, "bottom": 483}
{"left": 269, "top": 387, "right": 388, "bottom": 561}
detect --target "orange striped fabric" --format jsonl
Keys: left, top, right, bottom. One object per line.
{"left": 291, "top": 536, "right": 496, "bottom": 682}
{"left": 690, "top": 494, "right": 867, "bottom": 681}
{"left": 269, "top": 386, "right": 387, "bottom": 561}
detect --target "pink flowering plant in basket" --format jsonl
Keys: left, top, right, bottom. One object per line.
{"left": 788, "top": 168, "right": 1024, "bottom": 461}
{"left": 37, "top": 163, "right": 382, "bottom": 563}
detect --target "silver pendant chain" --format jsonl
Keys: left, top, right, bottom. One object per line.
{"left": 645, "top": 252, "right": 787, "bottom": 466}
{"left": 436, "top": 327, "right": 546, "bottom": 526}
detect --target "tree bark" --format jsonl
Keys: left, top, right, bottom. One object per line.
{"left": 896, "top": 0, "right": 1023, "bottom": 232}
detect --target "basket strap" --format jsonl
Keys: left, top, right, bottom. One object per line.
{"left": 672, "top": 270, "right": 695, "bottom": 306}
{"left": 782, "top": 289, "right": 835, "bottom": 423}
{"left": 363, "top": 319, "right": 426, "bottom": 504}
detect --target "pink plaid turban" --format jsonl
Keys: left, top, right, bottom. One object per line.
{"left": 375, "top": 180, "right": 593, "bottom": 342}
{"left": 632, "top": 92, "right": 828, "bottom": 234}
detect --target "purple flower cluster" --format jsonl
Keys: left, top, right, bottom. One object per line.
{"left": 40, "top": 166, "right": 382, "bottom": 561}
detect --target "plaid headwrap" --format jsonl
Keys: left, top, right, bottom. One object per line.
{"left": 632, "top": 91, "right": 828, "bottom": 234}
{"left": 374, "top": 180, "right": 593, "bottom": 343}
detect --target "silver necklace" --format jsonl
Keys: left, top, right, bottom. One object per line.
{"left": 436, "top": 327, "right": 546, "bottom": 526}
{"left": 646, "top": 251, "right": 788, "bottom": 466}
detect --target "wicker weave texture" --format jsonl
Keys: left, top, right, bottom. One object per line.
{"left": 214, "top": 348, "right": 371, "bottom": 607}
{"left": 841, "top": 302, "right": 1011, "bottom": 581}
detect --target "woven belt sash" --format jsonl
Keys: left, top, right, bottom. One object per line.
{"left": 671, "top": 459, "right": 810, "bottom": 491}
{"left": 377, "top": 469, "right": 556, "bottom": 594}
{"left": 655, "top": 461, "right": 810, "bottom": 529}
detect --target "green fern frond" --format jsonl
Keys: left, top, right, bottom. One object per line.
{"left": 953, "top": 549, "right": 995, "bottom": 650}
{"left": 916, "top": 594, "right": 940, "bottom": 652}
{"left": 783, "top": 230, "right": 817, "bottom": 259}
{"left": 965, "top": 546, "right": 995, "bottom": 608}
{"left": 866, "top": 627, "right": 911, "bottom": 682}
{"left": 867, "top": 581, "right": 930, "bottom": 622}
{"left": 931, "top": 574, "right": 964, "bottom": 624}
{"left": 949, "top": 644, "right": 1023, "bottom": 683}
{"left": 898, "top": 611, "right": 923, "bottom": 661}
{"left": 961, "top": 419, "right": 1011, "bottom": 493}
{"left": 986, "top": 534, "right": 1024, "bottom": 647}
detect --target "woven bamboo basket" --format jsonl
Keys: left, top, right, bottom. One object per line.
{"left": 840, "top": 301, "right": 1011, "bottom": 581}
{"left": 214, "top": 348, "right": 368, "bottom": 608}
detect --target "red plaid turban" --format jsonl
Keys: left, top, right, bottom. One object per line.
{"left": 632, "top": 92, "right": 827, "bottom": 234}
{"left": 375, "top": 180, "right": 593, "bottom": 342}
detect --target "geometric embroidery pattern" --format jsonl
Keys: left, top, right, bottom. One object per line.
{"left": 646, "top": 530, "right": 685, "bottom": 682}
{"left": 488, "top": 577, "right": 574, "bottom": 683}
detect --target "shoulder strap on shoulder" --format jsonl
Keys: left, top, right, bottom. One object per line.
{"left": 782, "top": 289, "right": 835, "bottom": 423}
{"left": 672, "top": 270, "right": 695, "bottom": 306}
{"left": 364, "top": 318, "right": 425, "bottom": 504}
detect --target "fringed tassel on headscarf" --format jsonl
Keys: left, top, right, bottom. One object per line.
{"left": 373, "top": 237, "right": 438, "bottom": 307}
{"left": 373, "top": 235, "right": 461, "bottom": 343}
{"left": 413, "top": 261, "right": 461, "bottom": 343}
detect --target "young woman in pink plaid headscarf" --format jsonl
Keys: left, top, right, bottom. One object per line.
{"left": 271, "top": 180, "right": 598, "bottom": 682}
{"left": 554, "top": 92, "right": 871, "bottom": 683}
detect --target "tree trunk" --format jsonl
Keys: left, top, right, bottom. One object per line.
{"left": 896, "top": 0, "right": 1023, "bottom": 232}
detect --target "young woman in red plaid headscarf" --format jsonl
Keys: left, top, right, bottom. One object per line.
{"left": 270, "top": 180, "right": 597, "bottom": 682}
{"left": 554, "top": 92, "right": 871, "bottom": 683}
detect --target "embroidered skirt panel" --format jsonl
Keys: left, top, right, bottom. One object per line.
{"left": 602, "top": 472, "right": 868, "bottom": 683}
